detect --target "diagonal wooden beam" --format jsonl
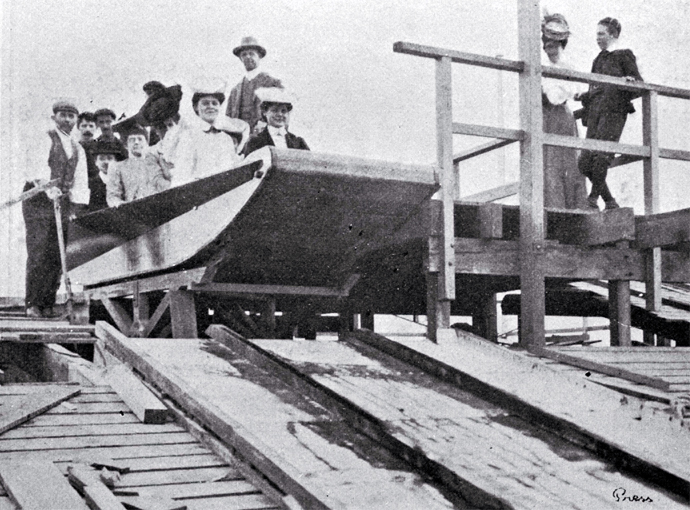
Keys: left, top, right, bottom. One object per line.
{"left": 453, "top": 138, "right": 516, "bottom": 164}
{"left": 460, "top": 182, "right": 519, "bottom": 203}
{"left": 142, "top": 294, "right": 170, "bottom": 338}
{"left": 99, "top": 296, "right": 133, "bottom": 335}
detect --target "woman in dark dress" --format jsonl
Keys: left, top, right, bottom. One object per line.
{"left": 541, "top": 13, "right": 587, "bottom": 210}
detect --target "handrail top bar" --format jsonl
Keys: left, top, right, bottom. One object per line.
{"left": 543, "top": 67, "right": 690, "bottom": 100}
{"left": 394, "top": 41, "right": 524, "bottom": 72}
{"left": 395, "top": 41, "right": 690, "bottom": 100}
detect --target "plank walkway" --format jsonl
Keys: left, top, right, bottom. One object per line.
{"left": 0, "top": 384, "right": 279, "bottom": 510}
{"left": 102, "top": 332, "right": 460, "bottom": 510}
{"left": 240, "top": 335, "right": 689, "bottom": 509}
{"left": 544, "top": 345, "right": 690, "bottom": 394}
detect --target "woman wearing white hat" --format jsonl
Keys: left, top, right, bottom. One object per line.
{"left": 243, "top": 88, "right": 309, "bottom": 156}
{"left": 541, "top": 13, "right": 587, "bottom": 210}
{"left": 158, "top": 81, "right": 250, "bottom": 187}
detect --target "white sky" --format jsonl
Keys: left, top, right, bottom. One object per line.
{"left": 1, "top": 0, "right": 689, "bottom": 296}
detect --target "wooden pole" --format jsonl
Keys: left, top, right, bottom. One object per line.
{"left": 433, "top": 55, "right": 456, "bottom": 339}
{"left": 643, "top": 91, "right": 661, "bottom": 345}
{"left": 517, "top": 0, "right": 545, "bottom": 348}
{"left": 609, "top": 241, "right": 632, "bottom": 347}
{"left": 52, "top": 197, "right": 73, "bottom": 320}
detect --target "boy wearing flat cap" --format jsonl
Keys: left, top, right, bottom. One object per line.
{"left": 243, "top": 88, "right": 309, "bottom": 156}
{"left": 226, "top": 36, "right": 283, "bottom": 133}
{"left": 106, "top": 126, "right": 171, "bottom": 207}
{"left": 22, "top": 100, "right": 90, "bottom": 318}
{"left": 94, "top": 107, "right": 128, "bottom": 158}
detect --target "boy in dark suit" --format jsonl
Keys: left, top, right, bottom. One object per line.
{"left": 575, "top": 17, "right": 643, "bottom": 210}
{"left": 243, "top": 88, "right": 309, "bottom": 156}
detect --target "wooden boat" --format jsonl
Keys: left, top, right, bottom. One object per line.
{"left": 69, "top": 148, "right": 439, "bottom": 290}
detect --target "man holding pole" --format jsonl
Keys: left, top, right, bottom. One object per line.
{"left": 22, "top": 100, "right": 90, "bottom": 318}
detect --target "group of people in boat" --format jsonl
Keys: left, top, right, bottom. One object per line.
{"left": 541, "top": 14, "right": 643, "bottom": 211}
{"left": 23, "top": 36, "right": 309, "bottom": 318}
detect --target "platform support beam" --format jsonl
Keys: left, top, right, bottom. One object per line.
{"left": 609, "top": 241, "right": 631, "bottom": 347}
{"left": 168, "top": 290, "right": 198, "bottom": 338}
{"left": 517, "top": 0, "right": 545, "bottom": 348}
{"left": 643, "top": 91, "right": 661, "bottom": 345}
{"left": 428, "top": 55, "right": 456, "bottom": 342}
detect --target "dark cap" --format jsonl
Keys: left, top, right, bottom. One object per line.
{"left": 94, "top": 108, "right": 117, "bottom": 120}
{"left": 52, "top": 100, "right": 79, "bottom": 115}
{"left": 91, "top": 139, "right": 127, "bottom": 161}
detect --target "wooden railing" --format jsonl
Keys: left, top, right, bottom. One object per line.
{"left": 394, "top": 1, "right": 690, "bottom": 347}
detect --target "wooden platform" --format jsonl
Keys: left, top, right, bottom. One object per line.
{"left": 0, "top": 383, "right": 279, "bottom": 510}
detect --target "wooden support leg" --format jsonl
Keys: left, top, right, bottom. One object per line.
{"left": 338, "top": 301, "right": 354, "bottom": 338}
{"left": 474, "top": 293, "right": 498, "bottom": 342}
{"left": 131, "top": 288, "right": 150, "bottom": 338}
{"left": 426, "top": 272, "right": 439, "bottom": 342}
{"left": 142, "top": 294, "right": 170, "bottom": 338}
{"left": 261, "top": 298, "right": 276, "bottom": 338}
{"left": 644, "top": 247, "right": 662, "bottom": 345}
{"left": 168, "top": 290, "right": 198, "bottom": 338}
{"left": 609, "top": 241, "right": 631, "bottom": 347}
{"left": 361, "top": 310, "right": 375, "bottom": 331}
{"left": 608, "top": 280, "right": 631, "bottom": 347}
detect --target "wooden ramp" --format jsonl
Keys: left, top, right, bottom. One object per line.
{"left": 72, "top": 148, "right": 438, "bottom": 288}
{"left": 98, "top": 323, "right": 460, "bottom": 510}
{"left": 208, "top": 329, "right": 687, "bottom": 509}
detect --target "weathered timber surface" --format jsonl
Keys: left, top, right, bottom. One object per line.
{"left": 0, "top": 376, "right": 278, "bottom": 510}
{"left": 245, "top": 333, "right": 689, "bottom": 509}
{"left": 0, "top": 460, "right": 89, "bottom": 510}
{"left": 355, "top": 331, "right": 690, "bottom": 500}
{"left": 0, "top": 385, "right": 81, "bottom": 435}
{"left": 72, "top": 148, "right": 438, "bottom": 289}
{"left": 635, "top": 206, "right": 690, "bottom": 248}
{"left": 104, "top": 364, "right": 169, "bottom": 424}
{"left": 97, "top": 322, "right": 458, "bottom": 510}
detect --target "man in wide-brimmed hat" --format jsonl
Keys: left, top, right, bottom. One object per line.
{"left": 22, "top": 100, "right": 90, "bottom": 318}
{"left": 226, "top": 36, "right": 283, "bottom": 132}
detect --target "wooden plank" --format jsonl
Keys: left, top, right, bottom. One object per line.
{"left": 21, "top": 412, "right": 139, "bottom": 427}
{"left": 635, "top": 208, "right": 690, "bottom": 249}
{"left": 168, "top": 291, "right": 197, "bottom": 339}
{"left": 660, "top": 147, "right": 690, "bottom": 162}
{"left": 0, "top": 320, "right": 94, "bottom": 333}
{"left": 0, "top": 443, "right": 208, "bottom": 464}
{"left": 459, "top": 181, "right": 519, "bottom": 203}
{"left": 190, "top": 282, "right": 348, "bottom": 297}
{"left": 0, "top": 461, "right": 89, "bottom": 510}
{"left": 643, "top": 91, "right": 662, "bottom": 321}
{"left": 531, "top": 347, "right": 670, "bottom": 390}
{"left": 453, "top": 138, "right": 515, "bottom": 164}
{"left": 0, "top": 423, "right": 181, "bottom": 440}
{"left": 0, "top": 432, "right": 196, "bottom": 452}
{"left": 142, "top": 295, "right": 170, "bottom": 338}
{"left": 67, "top": 464, "right": 127, "bottom": 510}
{"left": 47, "top": 401, "right": 132, "bottom": 414}
{"left": 0, "top": 332, "right": 95, "bottom": 343}
{"left": 454, "top": 238, "right": 690, "bottom": 282}
{"left": 117, "top": 467, "right": 239, "bottom": 488}
{"left": 105, "top": 365, "right": 169, "bottom": 424}
{"left": 609, "top": 240, "right": 632, "bottom": 347}
{"left": 543, "top": 132, "right": 650, "bottom": 157}
{"left": 0, "top": 385, "right": 81, "bottom": 435}
{"left": 393, "top": 41, "right": 524, "bottom": 72}
{"left": 119, "top": 494, "right": 273, "bottom": 510}
{"left": 90, "top": 269, "right": 206, "bottom": 299}
{"left": 118, "top": 480, "right": 257, "bottom": 499}
{"left": 451, "top": 122, "right": 524, "bottom": 141}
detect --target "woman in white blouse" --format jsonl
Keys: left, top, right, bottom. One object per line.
{"left": 541, "top": 13, "right": 587, "bottom": 210}
{"left": 158, "top": 85, "right": 249, "bottom": 187}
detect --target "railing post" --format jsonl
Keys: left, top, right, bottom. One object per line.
{"left": 428, "top": 55, "right": 456, "bottom": 341}
{"left": 643, "top": 91, "right": 661, "bottom": 345}
{"left": 517, "top": 0, "right": 545, "bottom": 348}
